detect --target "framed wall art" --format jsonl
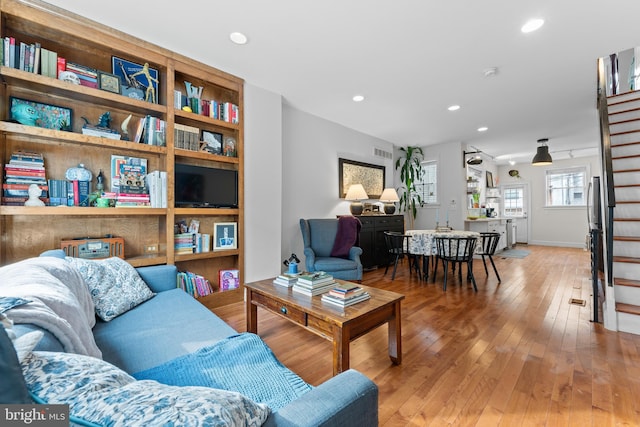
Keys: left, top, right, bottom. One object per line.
{"left": 338, "top": 158, "right": 385, "bottom": 199}
{"left": 486, "top": 171, "right": 494, "bottom": 188}
{"left": 9, "top": 97, "right": 72, "bottom": 131}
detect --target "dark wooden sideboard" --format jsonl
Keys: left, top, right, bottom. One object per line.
{"left": 355, "top": 215, "right": 404, "bottom": 270}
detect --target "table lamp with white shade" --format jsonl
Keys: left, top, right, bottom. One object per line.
{"left": 379, "top": 188, "right": 400, "bottom": 214}
{"left": 345, "top": 184, "right": 368, "bottom": 215}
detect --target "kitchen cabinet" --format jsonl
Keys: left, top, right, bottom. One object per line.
{"left": 464, "top": 219, "right": 508, "bottom": 252}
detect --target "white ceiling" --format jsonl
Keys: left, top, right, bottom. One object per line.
{"left": 45, "top": 0, "right": 640, "bottom": 165}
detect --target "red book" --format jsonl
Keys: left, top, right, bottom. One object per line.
{"left": 73, "top": 179, "right": 79, "bottom": 206}
{"left": 56, "top": 56, "right": 66, "bottom": 78}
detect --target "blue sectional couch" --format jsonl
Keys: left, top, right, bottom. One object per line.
{"left": 1, "top": 252, "right": 378, "bottom": 426}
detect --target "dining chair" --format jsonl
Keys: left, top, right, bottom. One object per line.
{"left": 478, "top": 232, "right": 501, "bottom": 282}
{"left": 433, "top": 236, "right": 478, "bottom": 291}
{"left": 383, "top": 231, "right": 421, "bottom": 280}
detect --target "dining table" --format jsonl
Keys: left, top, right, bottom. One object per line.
{"left": 405, "top": 229, "right": 480, "bottom": 280}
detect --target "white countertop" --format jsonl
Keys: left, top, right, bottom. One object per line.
{"left": 464, "top": 217, "right": 507, "bottom": 222}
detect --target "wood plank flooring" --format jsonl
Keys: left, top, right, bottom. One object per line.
{"left": 212, "top": 245, "right": 640, "bottom": 426}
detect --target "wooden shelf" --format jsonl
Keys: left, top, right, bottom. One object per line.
{"left": 0, "top": 0, "right": 245, "bottom": 307}
{"left": 0, "top": 206, "right": 166, "bottom": 215}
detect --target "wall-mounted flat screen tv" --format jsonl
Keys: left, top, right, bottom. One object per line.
{"left": 174, "top": 163, "right": 238, "bottom": 208}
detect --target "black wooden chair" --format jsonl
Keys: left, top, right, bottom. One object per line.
{"left": 433, "top": 236, "right": 478, "bottom": 291}
{"left": 478, "top": 232, "right": 501, "bottom": 282}
{"left": 383, "top": 231, "right": 421, "bottom": 280}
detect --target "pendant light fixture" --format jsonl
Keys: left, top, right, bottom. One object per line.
{"left": 532, "top": 138, "right": 552, "bottom": 165}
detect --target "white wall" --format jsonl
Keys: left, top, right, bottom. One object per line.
{"left": 280, "top": 105, "right": 395, "bottom": 268}
{"left": 496, "top": 155, "right": 601, "bottom": 247}
{"left": 244, "top": 84, "right": 283, "bottom": 281}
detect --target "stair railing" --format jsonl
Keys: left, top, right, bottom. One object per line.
{"left": 596, "top": 57, "right": 616, "bottom": 286}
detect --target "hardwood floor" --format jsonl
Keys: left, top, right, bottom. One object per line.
{"left": 212, "top": 245, "right": 640, "bottom": 426}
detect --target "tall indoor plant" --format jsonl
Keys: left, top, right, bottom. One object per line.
{"left": 395, "top": 146, "right": 424, "bottom": 229}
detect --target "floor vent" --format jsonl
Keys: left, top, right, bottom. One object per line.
{"left": 569, "top": 298, "right": 586, "bottom": 306}
{"left": 374, "top": 147, "right": 393, "bottom": 159}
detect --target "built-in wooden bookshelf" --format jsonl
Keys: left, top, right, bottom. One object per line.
{"left": 0, "top": 0, "right": 244, "bottom": 308}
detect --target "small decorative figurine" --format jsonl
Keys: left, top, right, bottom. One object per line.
{"left": 24, "top": 184, "right": 45, "bottom": 206}
{"left": 96, "top": 169, "right": 105, "bottom": 192}
{"left": 81, "top": 112, "right": 121, "bottom": 138}
{"left": 283, "top": 253, "right": 301, "bottom": 274}
{"left": 120, "top": 114, "right": 132, "bottom": 141}
{"left": 129, "top": 63, "right": 158, "bottom": 103}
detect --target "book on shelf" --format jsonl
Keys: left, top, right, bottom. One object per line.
{"left": 110, "top": 155, "right": 147, "bottom": 193}
{"left": 219, "top": 269, "right": 240, "bottom": 291}
{"left": 177, "top": 271, "right": 213, "bottom": 299}
{"left": 2, "top": 151, "right": 50, "bottom": 205}
{"left": 145, "top": 170, "right": 167, "bottom": 208}
{"left": 321, "top": 291, "right": 371, "bottom": 308}
{"left": 81, "top": 126, "right": 121, "bottom": 140}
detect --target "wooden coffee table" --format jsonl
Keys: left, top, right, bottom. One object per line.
{"left": 245, "top": 278, "right": 404, "bottom": 376}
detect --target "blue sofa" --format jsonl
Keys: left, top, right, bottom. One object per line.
{"left": 4, "top": 252, "right": 378, "bottom": 426}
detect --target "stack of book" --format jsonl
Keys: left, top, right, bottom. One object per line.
{"left": 292, "top": 272, "right": 336, "bottom": 296}
{"left": 66, "top": 62, "right": 98, "bottom": 89}
{"left": 3, "top": 151, "right": 48, "bottom": 205}
{"left": 273, "top": 273, "right": 299, "bottom": 288}
{"left": 321, "top": 283, "right": 371, "bottom": 308}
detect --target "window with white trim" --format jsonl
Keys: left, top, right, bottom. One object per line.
{"left": 415, "top": 160, "right": 437, "bottom": 204}
{"left": 545, "top": 167, "right": 587, "bottom": 207}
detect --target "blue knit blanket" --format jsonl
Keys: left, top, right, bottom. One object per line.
{"left": 133, "top": 333, "right": 312, "bottom": 411}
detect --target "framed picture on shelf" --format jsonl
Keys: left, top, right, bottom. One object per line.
{"left": 201, "top": 130, "right": 223, "bottom": 155}
{"left": 9, "top": 97, "right": 72, "bottom": 131}
{"left": 111, "top": 56, "right": 159, "bottom": 103}
{"left": 486, "top": 171, "right": 494, "bottom": 188}
{"left": 97, "top": 71, "right": 121, "bottom": 94}
{"left": 223, "top": 136, "right": 237, "bottom": 157}
{"left": 213, "top": 222, "right": 237, "bottom": 251}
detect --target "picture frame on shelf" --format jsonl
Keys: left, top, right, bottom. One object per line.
{"left": 223, "top": 136, "right": 237, "bottom": 157}
{"left": 338, "top": 158, "right": 385, "bottom": 199}
{"left": 486, "top": 171, "right": 494, "bottom": 188}
{"left": 213, "top": 222, "right": 237, "bottom": 251}
{"left": 97, "top": 71, "right": 121, "bottom": 94}
{"left": 111, "top": 56, "right": 159, "bottom": 103}
{"left": 9, "top": 97, "right": 72, "bottom": 131}
{"left": 201, "top": 130, "right": 223, "bottom": 155}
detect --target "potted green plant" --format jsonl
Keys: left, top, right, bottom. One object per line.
{"left": 395, "top": 146, "right": 424, "bottom": 228}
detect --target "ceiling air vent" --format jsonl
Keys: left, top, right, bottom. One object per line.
{"left": 374, "top": 147, "right": 392, "bottom": 160}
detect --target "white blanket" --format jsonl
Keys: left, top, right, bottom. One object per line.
{"left": 0, "top": 257, "right": 102, "bottom": 358}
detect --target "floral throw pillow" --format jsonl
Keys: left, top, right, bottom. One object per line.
{"left": 66, "top": 257, "right": 154, "bottom": 322}
{"left": 23, "top": 351, "right": 270, "bottom": 427}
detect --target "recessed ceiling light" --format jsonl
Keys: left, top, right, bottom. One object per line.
{"left": 521, "top": 18, "right": 544, "bottom": 33}
{"left": 229, "top": 32, "right": 248, "bottom": 45}
{"left": 477, "top": 127, "right": 488, "bottom": 132}
{"left": 448, "top": 105, "right": 460, "bottom": 111}
{"left": 352, "top": 95, "right": 365, "bottom": 102}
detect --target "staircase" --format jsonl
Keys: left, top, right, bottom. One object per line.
{"left": 606, "top": 90, "right": 640, "bottom": 333}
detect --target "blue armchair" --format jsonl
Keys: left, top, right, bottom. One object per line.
{"left": 299, "top": 218, "right": 363, "bottom": 281}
